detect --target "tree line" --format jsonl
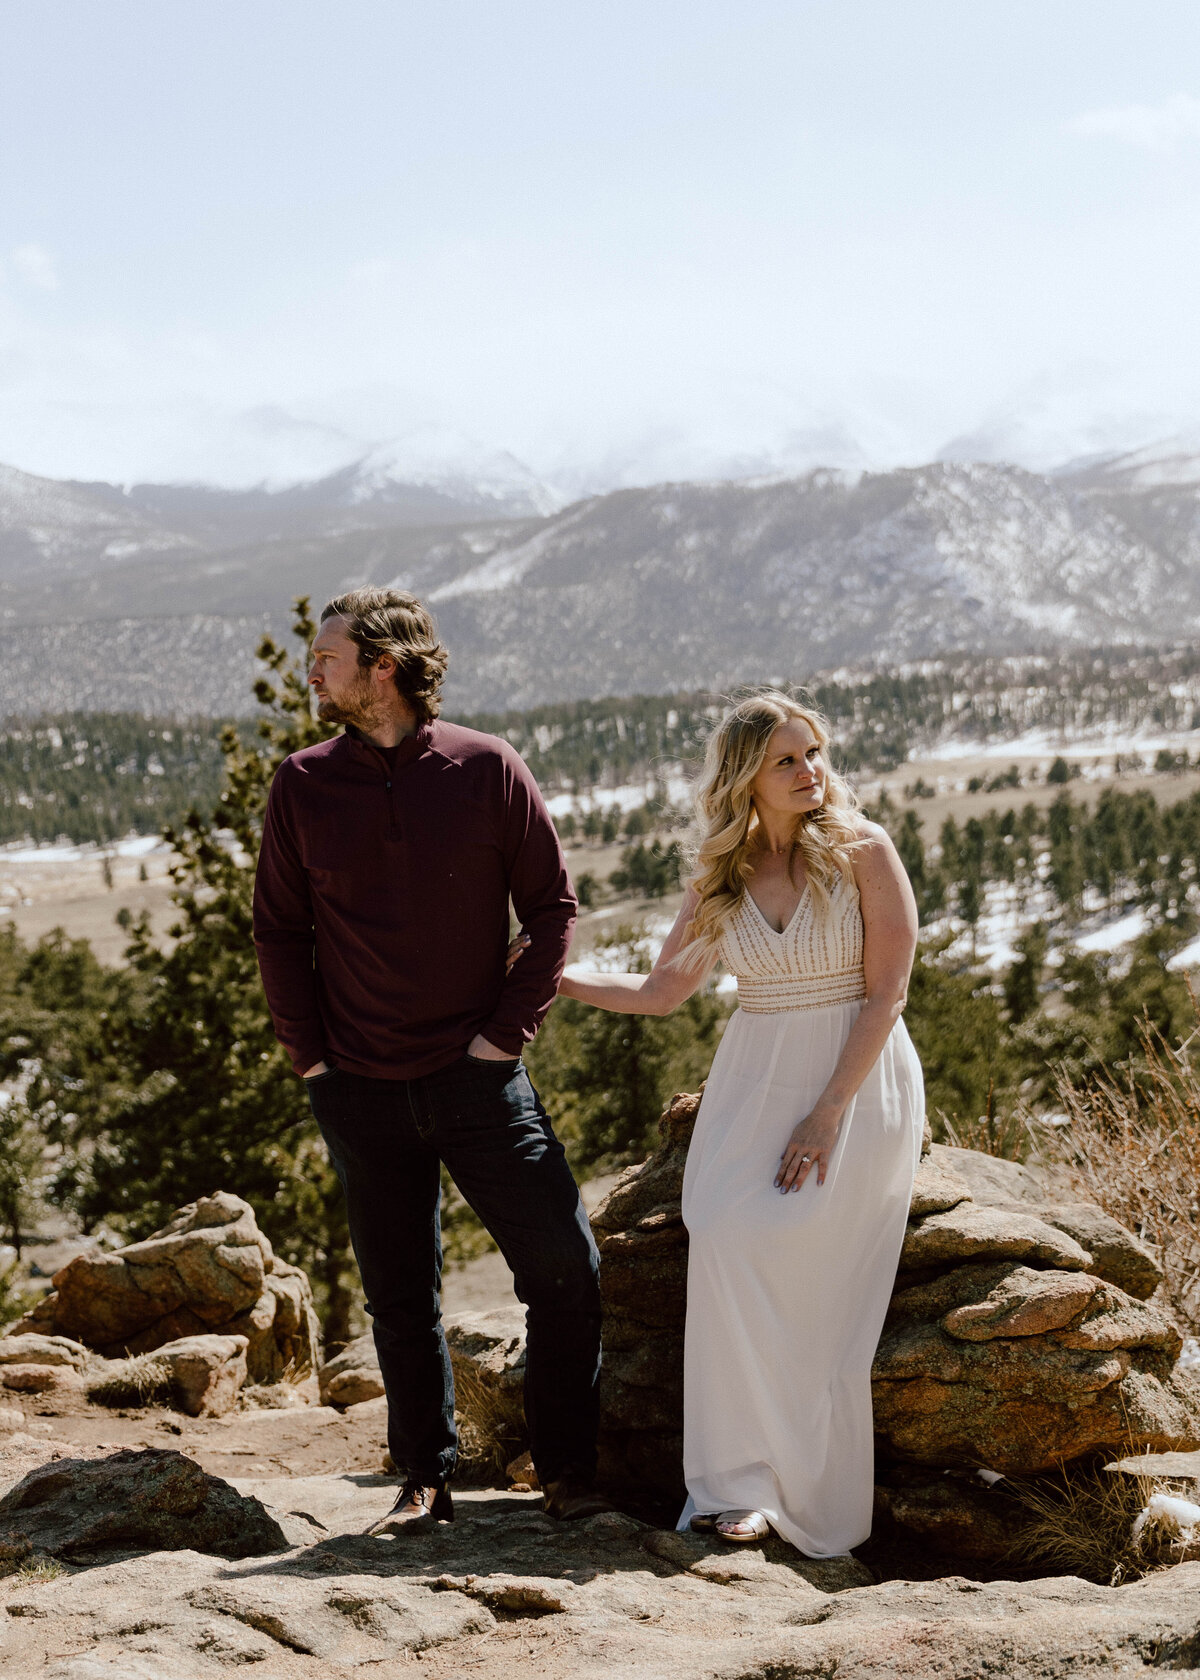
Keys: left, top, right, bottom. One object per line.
{"left": 889, "top": 784, "right": 1200, "bottom": 935}
{"left": 5, "top": 643, "right": 1200, "bottom": 849}
{"left": 0, "top": 715, "right": 235, "bottom": 845}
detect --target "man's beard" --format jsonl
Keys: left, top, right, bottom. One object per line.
{"left": 314, "top": 675, "right": 383, "bottom": 732}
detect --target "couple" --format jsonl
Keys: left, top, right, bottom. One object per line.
{"left": 252, "top": 587, "right": 924, "bottom": 1555}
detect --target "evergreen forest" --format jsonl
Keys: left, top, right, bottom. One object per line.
{"left": 1, "top": 644, "right": 1199, "bottom": 848}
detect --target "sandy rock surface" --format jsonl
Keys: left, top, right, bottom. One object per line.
{"left": 1, "top": 1458, "right": 1199, "bottom": 1679}
{"left": 13, "top": 1193, "right": 320, "bottom": 1383}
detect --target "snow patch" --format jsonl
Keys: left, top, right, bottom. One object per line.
{"left": 1075, "top": 910, "right": 1150, "bottom": 953}
{"left": 1167, "top": 938, "right": 1200, "bottom": 972}
{"left": 546, "top": 776, "right": 692, "bottom": 818}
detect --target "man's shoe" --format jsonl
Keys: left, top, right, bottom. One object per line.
{"left": 542, "top": 1476, "right": 613, "bottom": 1522}
{"left": 366, "top": 1479, "right": 454, "bottom": 1536}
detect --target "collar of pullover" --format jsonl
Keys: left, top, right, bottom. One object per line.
{"left": 343, "top": 720, "right": 433, "bottom": 769}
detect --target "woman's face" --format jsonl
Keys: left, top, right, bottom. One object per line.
{"left": 749, "top": 717, "right": 827, "bottom": 826}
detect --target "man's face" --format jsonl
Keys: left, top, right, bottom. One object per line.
{"left": 308, "top": 617, "right": 380, "bottom": 728}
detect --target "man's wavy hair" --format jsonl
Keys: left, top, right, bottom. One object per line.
{"left": 321, "top": 588, "right": 450, "bottom": 723}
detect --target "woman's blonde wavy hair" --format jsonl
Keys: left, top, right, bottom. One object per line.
{"left": 675, "top": 689, "right": 864, "bottom": 971}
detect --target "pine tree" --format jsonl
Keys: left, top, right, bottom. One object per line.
{"left": 53, "top": 602, "right": 361, "bottom": 1346}
{"left": 1003, "top": 922, "right": 1048, "bottom": 1023}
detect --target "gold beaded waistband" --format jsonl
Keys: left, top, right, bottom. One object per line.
{"left": 737, "top": 968, "right": 867, "bottom": 1014}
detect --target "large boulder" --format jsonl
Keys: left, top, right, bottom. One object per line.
{"left": 585, "top": 1093, "right": 1200, "bottom": 1540}
{"left": 12, "top": 1192, "right": 321, "bottom": 1383}
{"left": 874, "top": 1150, "right": 1198, "bottom": 1483}
{"left": 0, "top": 1447, "right": 289, "bottom": 1559}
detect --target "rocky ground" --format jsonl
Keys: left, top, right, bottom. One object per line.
{"left": 1, "top": 1398, "right": 1200, "bottom": 1679}
{"left": 0, "top": 1297, "right": 1198, "bottom": 1676}
{"left": 2, "top": 1151, "right": 1200, "bottom": 1676}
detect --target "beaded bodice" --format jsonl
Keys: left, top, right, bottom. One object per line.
{"left": 717, "top": 868, "right": 866, "bottom": 1013}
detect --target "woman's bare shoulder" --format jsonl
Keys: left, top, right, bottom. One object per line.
{"left": 847, "top": 818, "right": 903, "bottom": 886}
{"left": 850, "top": 817, "right": 892, "bottom": 849}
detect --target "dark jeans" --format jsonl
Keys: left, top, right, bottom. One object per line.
{"left": 307, "top": 1055, "right": 602, "bottom": 1488}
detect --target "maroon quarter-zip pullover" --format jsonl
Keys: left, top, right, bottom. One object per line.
{"left": 252, "top": 719, "right": 576, "bottom": 1079}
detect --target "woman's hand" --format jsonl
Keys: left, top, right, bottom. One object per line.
{"left": 505, "top": 933, "right": 531, "bottom": 974}
{"left": 776, "top": 1105, "right": 842, "bottom": 1191}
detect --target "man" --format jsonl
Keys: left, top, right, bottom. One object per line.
{"left": 253, "top": 587, "right": 605, "bottom": 1530}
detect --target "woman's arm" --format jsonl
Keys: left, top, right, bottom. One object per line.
{"left": 557, "top": 887, "right": 716, "bottom": 1016}
{"left": 776, "top": 822, "right": 919, "bottom": 1191}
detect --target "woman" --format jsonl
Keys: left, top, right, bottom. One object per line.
{"left": 558, "top": 691, "right": 923, "bottom": 1555}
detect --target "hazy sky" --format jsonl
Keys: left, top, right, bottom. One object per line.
{"left": 3, "top": 1, "right": 1200, "bottom": 489}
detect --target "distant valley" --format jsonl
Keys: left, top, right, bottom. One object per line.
{"left": 2, "top": 440, "right": 1200, "bottom": 714}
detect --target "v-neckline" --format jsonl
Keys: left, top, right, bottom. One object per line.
{"left": 744, "top": 878, "right": 811, "bottom": 938}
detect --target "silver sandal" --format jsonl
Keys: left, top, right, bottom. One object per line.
{"left": 715, "top": 1509, "right": 770, "bottom": 1543}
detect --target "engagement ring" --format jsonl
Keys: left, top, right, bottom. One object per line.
{"left": 800, "top": 1155, "right": 811, "bottom": 1163}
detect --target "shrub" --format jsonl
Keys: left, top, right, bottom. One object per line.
{"left": 1053, "top": 1002, "right": 1200, "bottom": 1332}
{"left": 88, "top": 1354, "right": 174, "bottom": 1409}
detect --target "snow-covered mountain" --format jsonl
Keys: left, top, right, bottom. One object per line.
{"left": 1, "top": 447, "right": 1199, "bottom": 713}
{"left": 0, "top": 433, "right": 559, "bottom": 581}
{"left": 1054, "top": 431, "right": 1200, "bottom": 491}
{"left": 345, "top": 431, "right": 562, "bottom": 517}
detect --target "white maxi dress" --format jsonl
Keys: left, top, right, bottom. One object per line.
{"left": 677, "top": 872, "right": 924, "bottom": 1556}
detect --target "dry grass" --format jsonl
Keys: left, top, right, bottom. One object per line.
{"left": 1052, "top": 1003, "right": 1200, "bottom": 1333}
{"left": 12, "top": 1556, "right": 67, "bottom": 1584}
{"left": 1006, "top": 1462, "right": 1154, "bottom": 1583}
{"left": 87, "top": 1354, "right": 173, "bottom": 1409}
{"left": 240, "top": 1355, "right": 315, "bottom": 1409}
{"left": 1006, "top": 1462, "right": 1200, "bottom": 1584}
{"left": 450, "top": 1357, "right": 528, "bottom": 1481}
{"left": 942, "top": 1105, "right": 1034, "bottom": 1161}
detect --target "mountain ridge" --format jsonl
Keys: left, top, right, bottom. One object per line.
{"left": 0, "top": 445, "right": 1197, "bottom": 714}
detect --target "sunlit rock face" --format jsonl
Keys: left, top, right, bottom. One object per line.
{"left": 585, "top": 1100, "right": 1200, "bottom": 1546}
{"left": 12, "top": 1190, "right": 321, "bottom": 1384}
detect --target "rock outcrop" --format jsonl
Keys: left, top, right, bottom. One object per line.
{"left": 317, "top": 1333, "right": 385, "bottom": 1408}
{"left": 154, "top": 1333, "right": 248, "bottom": 1417}
{"left": 584, "top": 1093, "right": 1200, "bottom": 1541}
{"left": 95, "top": 1333, "right": 249, "bottom": 1417}
{"left": 0, "top": 1447, "right": 289, "bottom": 1559}
{"left": 12, "top": 1192, "right": 321, "bottom": 1383}
{"left": 873, "top": 1154, "right": 1200, "bottom": 1480}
